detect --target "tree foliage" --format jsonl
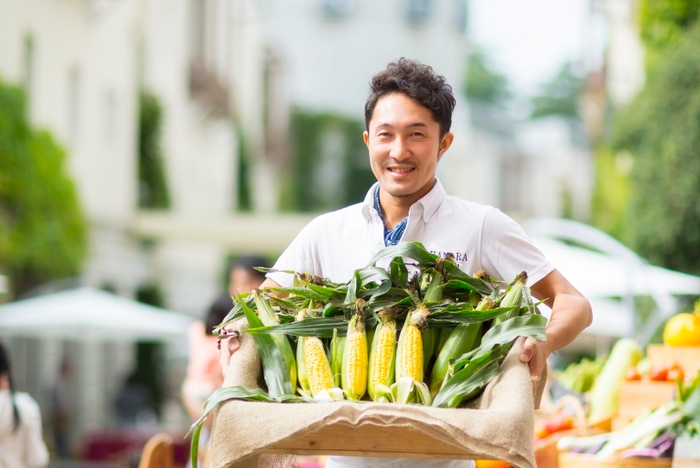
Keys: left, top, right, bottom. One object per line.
{"left": 612, "top": 23, "right": 700, "bottom": 275}
{"left": 283, "top": 109, "right": 373, "bottom": 212}
{"left": 138, "top": 91, "right": 170, "bottom": 209}
{"left": 464, "top": 50, "right": 511, "bottom": 104}
{"left": 639, "top": 0, "right": 700, "bottom": 69}
{"left": 530, "top": 62, "right": 584, "bottom": 119}
{"left": 0, "top": 78, "right": 87, "bottom": 295}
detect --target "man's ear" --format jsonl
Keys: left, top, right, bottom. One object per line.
{"left": 438, "top": 132, "right": 455, "bottom": 159}
{"left": 363, "top": 131, "right": 370, "bottom": 147}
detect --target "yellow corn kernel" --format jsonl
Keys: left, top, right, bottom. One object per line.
{"left": 397, "top": 322, "right": 423, "bottom": 382}
{"left": 368, "top": 319, "right": 396, "bottom": 401}
{"left": 342, "top": 313, "right": 368, "bottom": 400}
{"left": 303, "top": 336, "right": 334, "bottom": 396}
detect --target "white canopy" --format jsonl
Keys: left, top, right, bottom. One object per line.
{"left": 523, "top": 218, "right": 700, "bottom": 341}
{"left": 0, "top": 287, "right": 195, "bottom": 342}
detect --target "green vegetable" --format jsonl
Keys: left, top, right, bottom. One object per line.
{"left": 588, "top": 338, "right": 643, "bottom": 422}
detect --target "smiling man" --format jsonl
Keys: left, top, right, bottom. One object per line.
{"left": 220, "top": 58, "right": 592, "bottom": 468}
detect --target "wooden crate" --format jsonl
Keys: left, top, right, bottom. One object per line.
{"left": 559, "top": 453, "right": 672, "bottom": 468}
{"left": 614, "top": 380, "right": 677, "bottom": 430}
{"left": 646, "top": 344, "right": 700, "bottom": 376}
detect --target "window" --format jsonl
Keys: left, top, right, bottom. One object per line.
{"left": 322, "top": 0, "right": 356, "bottom": 19}
{"left": 67, "top": 67, "right": 80, "bottom": 146}
{"left": 406, "top": 0, "right": 431, "bottom": 24}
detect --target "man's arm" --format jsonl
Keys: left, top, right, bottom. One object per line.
{"left": 521, "top": 269, "right": 593, "bottom": 388}
{"left": 219, "top": 277, "right": 283, "bottom": 379}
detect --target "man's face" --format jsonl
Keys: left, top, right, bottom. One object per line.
{"left": 364, "top": 92, "right": 454, "bottom": 205}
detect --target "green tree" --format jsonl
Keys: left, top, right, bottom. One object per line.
{"left": 639, "top": 0, "right": 700, "bottom": 70}
{"left": 612, "top": 23, "right": 700, "bottom": 275}
{"left": 464, "top": 50, "right": 511, "bottom": 104}
{"left": 138, "top": 91, "right": 170, "bottom": 209}
{"left": 530, "top": 62, "right": 584, "bottom": 119}
{"left": 283, "top": 109, "right": 373, "bottom": 212}
{"left": 0, "top": 78, "right": 86, "bottom": 296}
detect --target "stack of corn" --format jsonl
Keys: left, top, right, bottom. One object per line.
{"left": 187, "top": 242, "right": 548, "bottom": 461}
{"left": 205, "top": 242, "right": 546, "bottom": 407}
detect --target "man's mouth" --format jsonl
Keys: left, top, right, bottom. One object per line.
{"left": 388, "top": 167, "right": 414, "bottom": 173}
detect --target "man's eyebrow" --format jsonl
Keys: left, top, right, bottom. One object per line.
{"left": 374, "top": 122, "right": 429, "bottom": 128}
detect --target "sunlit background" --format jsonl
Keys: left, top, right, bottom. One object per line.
{"left": 1, "top": 0, "right": 700, "bottom": 465}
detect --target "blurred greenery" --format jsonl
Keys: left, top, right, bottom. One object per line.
{"left": 639, "top": 0, "right": 700, "bottom": 71}
{"left": 0, "top": 77, "right": 87, "bottom": 296}
{"left": 591, "top": 146, "right": 632, "bottom": 241}
{"left": 236, "top": 127, "right": 253, "bottom": 211}
{"left": 612, "top": 21, "right": 700, "bottom": 276}
{"left": 138, "top": 91, "right": 170, "bottom": 209}
{"left": 282, "top": 109, "right": 374, "bottom": 212}
{"left": 464, "top": 49, "right": 511, "bottom": 104}
{"left": 529, "top": 62, "right": 584, "bottom": 119}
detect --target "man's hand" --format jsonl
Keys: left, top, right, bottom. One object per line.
{"left": 528, "top": 269, "right": 592, "bottom": 395}
{"left": 218, "top": 329, "right": 241, "bottom": 380}
{"left": 519, "top": 337, "right": 550, "bottom": 396}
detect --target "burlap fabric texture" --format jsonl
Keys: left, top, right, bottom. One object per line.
{"left": 210, "top": 318, "right": 547, "bottom": 468}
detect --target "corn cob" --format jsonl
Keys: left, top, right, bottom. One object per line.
{"left": 254, "top": 290, "right": 297, "bottom": 393}
{"left": 302, "top": 336, "right": 334, "bottom": 397}
{"left": 396, "top": 303, "right": 430, "bottom": 383}
{"left": 368, "top": 309, "right": 397, "bottom": 401}
{"left": 342, "top": 307, "right": 368, "bottom": 400}
{"left": 330, "top": 328, "right": 345, "bottom": 387}
{"left": 429, "top": 297, "right": 496, "bottom": 396}
{"left": 492, "top": 271, "right": 527, "bottom": 327}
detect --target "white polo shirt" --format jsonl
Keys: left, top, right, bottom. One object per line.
{"left": 268, "top": 179, "right": 554, "bottom": 289}
{"left": 268, "top": 179, "right": 555, "bottom": 468}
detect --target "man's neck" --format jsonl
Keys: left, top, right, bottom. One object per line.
{"left": 378, "top": 193, "right": 413, "bottom": 231}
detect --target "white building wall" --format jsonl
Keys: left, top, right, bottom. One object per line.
{"left": 253, "top": 0, "right": 472, "bottom": 205}
{"left": 516, "top": 117, "right": 593, "bottom": 220}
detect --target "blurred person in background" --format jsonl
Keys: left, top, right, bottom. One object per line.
{"left": 0, "top": 341, "right": 50, "bottom": 468}
{"left": 227, "top": 255, "right": 269, "bottom": 298}
{"left": 51, "top": 357, "right": 75, "bottom": 459}
{"left": 219, "top": 58, "right": 592, "bottom": 468}
{"left": 182, "top": 255, "right": 269, "bottom": 466}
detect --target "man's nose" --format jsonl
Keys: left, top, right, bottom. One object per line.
{"left": 389, "top": 137, "right": 410, "bottom": 160}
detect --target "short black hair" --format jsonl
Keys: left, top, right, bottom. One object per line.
{"left": 205, "top": 295, "right": 234, "bottom": 335}
{"left": 0, "top": 342, "right": 20, "bottom": 431}
{"left": 229, "top": 255, "right": 270, "bottom": 282}
{"left": 364, "top": 57, "right": 456, "bottom": 137}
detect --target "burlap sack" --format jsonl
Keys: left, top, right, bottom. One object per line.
{"left": 211, "top": 320, "right": 546, "bottom": 468}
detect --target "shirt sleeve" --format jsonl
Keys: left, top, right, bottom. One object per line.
{"left": 267, "top": 215, "right": 325, "bottom": 287}
{"left": 18, "top": 394, "right": 50, "bottom": 468}
{"left": 479, "top": 208, "right": 555, "bottom": 286}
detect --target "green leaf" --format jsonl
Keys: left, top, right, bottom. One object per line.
{"left": 432, "top": 347, "right": 504, "bottom": 408}
{"left": 454, "top": 314, "right": 548, "bottom": 369}
{"left": 390, "top": 257, "right": 409, "bottom": 288}
{"left": 245, "top": 317, "right": 349, "bottom": 338}
{"left": 366, "top": 241, "right": 439, "bottom": 267}
{"left": 242, "top": 301, "right": 293, "bottom": 397}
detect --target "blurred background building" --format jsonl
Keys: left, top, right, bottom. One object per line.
{"left": 3, "top": 0, "right": 698, "bottom": 461}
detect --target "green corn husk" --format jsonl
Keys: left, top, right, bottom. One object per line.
{"left": 429, "top": 322, "right": 482, "bottom": 396}
{"left": 491, "top": 271, "right": 527, "bottom": 327}
{"left": 421, "top": 326, "right": 439, "bottom": 373}
{"left": 254, "top": 290, "right": 297, "bottom": 393}
{"left": 330, "top": 328, "right": 346, "bottom": 387}
{"left": 240, "top": 300, "right": 293, "bottom": 398}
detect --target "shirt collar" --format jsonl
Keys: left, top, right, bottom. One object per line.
{"left": 361, "top": 178, "right": 446, "bottom": 224}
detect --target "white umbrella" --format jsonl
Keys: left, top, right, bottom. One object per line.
{"left": 523, "top": 217, "right": 700, "bottom": 342}
{"left": 0, "top": 287, "right": 195, "bottom": 342}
